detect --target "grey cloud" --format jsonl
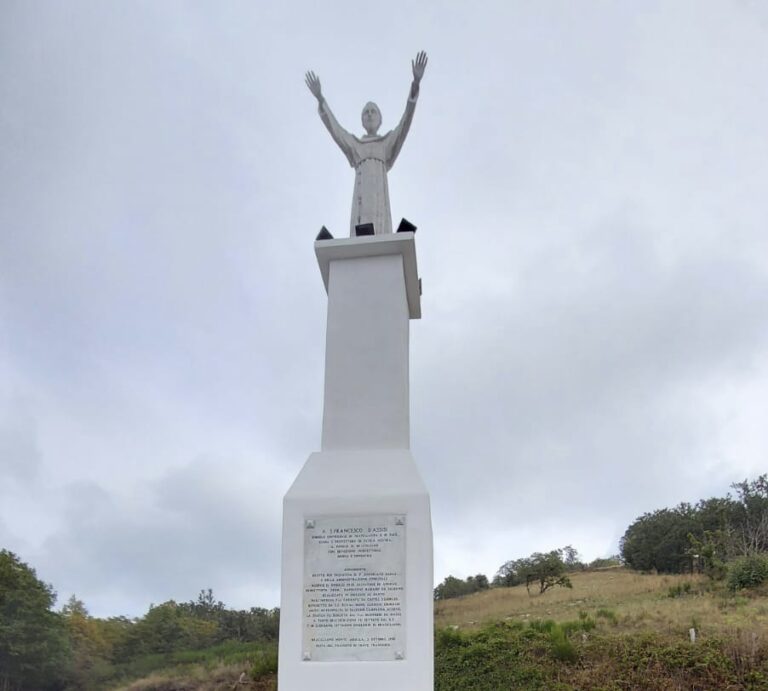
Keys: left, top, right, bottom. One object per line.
{"left": 415, "top": 216, "right": 768, "bottom": 535}
{"left": 37, "top": 457, "right": 283, "bottom": 617}
{"left": 0, "top": 399, "right": 41, "bottom": 486}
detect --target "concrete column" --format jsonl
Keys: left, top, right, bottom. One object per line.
{"left": 322, "top": 253, "right": 410, "bottom": 450}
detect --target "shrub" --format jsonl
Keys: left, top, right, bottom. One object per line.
{"left": 667, "top": 582, "right": 693, "bottom": 598}
{"left": 588, "top": 555, "right": 622, "bottom": 570}
{"left": 434, "top": 622, "right": 549, "bottom": 690}
{"left": 561, "top": 617, "right": 595, "bottom": 635}
{"left": 727, "top": 554, "right": 768, "bottom": 591}
{"left": 549, "top": 626, "right": 578, "bottom": 663}
{"left": 596, "top": 608, "right": 618, "bottom": 625}
{"left": 250, "top": 646, "right": 278, "bottom": 679}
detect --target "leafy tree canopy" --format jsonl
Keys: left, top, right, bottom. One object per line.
{"left": 494, "top": 548, "right": 573, "bottom": 594}
{"left": 620, "top": 475, "right": 768, "bottom": 574}
{"left": 0, "top": 549, "right": 70, "bottom": 690}
{"left": 434, "top": 574, "right": 490, "bottom": 601}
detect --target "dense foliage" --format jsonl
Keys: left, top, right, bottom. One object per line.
{"left": 433, "top": 574, "right": 489, "bottom": 600}
{"left": 0, "top": 550, "right": 69, "bottom": 691}
{"left": 0, "top": 550, "right": 278, "bottom": 690}
{"left": 727, "top": 554, "right": 768, "bottom": 591}
{"left": 434, "top": 620, "right": 768, "bottom": 690}
{"left": 620, "top": 475, "right": 768, "bottom": 574}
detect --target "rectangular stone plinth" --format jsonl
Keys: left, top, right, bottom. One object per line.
{"left": 315, "top": 233, "right": 421, "bottom": 319}
{"left": 278, "top": 450, "right": 434, "bottom": 691}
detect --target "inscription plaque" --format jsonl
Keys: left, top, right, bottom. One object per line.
{"left": 303, "top": 514, "right": 406, "bottom": 662}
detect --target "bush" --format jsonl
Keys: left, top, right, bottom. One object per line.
{"left": 727, "top": 554, "right": 768, "bottom": 591}
{"left": 434, "top": 622, "right": 550, "bottom": 690}
{"left": 250, "top": 646, "right": 278, "bottom": 679}
{"left": 434, "top": 621, "right": 768, "bottom": 690}
{"left": 596, "top": 608, "right": 618, "bottom": 625}
{"left": 549, "top": 626, "right": 577, "bottom": 662}
{"left": 667, "top": 582, "right": 693, "bottom": 598}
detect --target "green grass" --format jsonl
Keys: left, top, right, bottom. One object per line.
{"left": 434, "top": 620, "right": 768, "bottom": 690}
{"left": 432, "top": 568, "right": 768, "bottom": 689}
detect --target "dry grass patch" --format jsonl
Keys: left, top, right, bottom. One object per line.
{"left": 115, "top": 662, "right": 276, "bottom": 691}
{"left": 434, "top": 567, "right": 768, "bottom": 641}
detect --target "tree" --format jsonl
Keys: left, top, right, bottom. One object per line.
{"left": 468, "top": 574, "right": 490, "bottom": 591}
{"left": 493, "top": 558, "right": 527, "bottom": 587}
{"left": 620, "top": 478, "right": 768, "bottom": 574}
{"left": 729, "top": 475, "right": 768, "bottom": 556}
{"left": 0, "top": 550, "right": 70, "bottom": 690}
{"left": 562, "top": 545, "right": 584, "bottom": 571}
{"left": 687, "top": 530, "right": 729, "bottom": 579}
{"left": 620, "top": 505, "right": 701, "bottom": 573}
{"left": 243, "top": 607, "right": 279, "bottom": 641}
{"left": 434, "top": 576, "right": 469, "bottom": 601}
{"left": 522, "top": 551, "right": 573, "bottom": 594}
{"left": 116, "top": 600, "right": 219, "bottom": 658}
{"left": 61, "top": 595, "right": 113, "bottom": 690}
{"left": 186, "top": 588, "right": 225, "bottom": 621}
{"left": 434, "top": 574, "right": 490, "bottom": 601}
{"left": 494, "top": 549, "right": 573, "bottom": 594}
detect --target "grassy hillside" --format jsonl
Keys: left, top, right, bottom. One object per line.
{"left": 434, "top": 568, "right": 768, "bottom": 690}
{"left": 435, "top": 567, "right": 768, "bottom": 637}
{"left": 119, "top": 569, "right": 768, "bottom": 690}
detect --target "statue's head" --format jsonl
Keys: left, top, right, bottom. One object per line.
{"left": 361, "top": 101, "right": 382, "bottom": 136}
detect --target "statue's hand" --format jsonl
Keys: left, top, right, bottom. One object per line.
{"left": 305, "top": 71, "right": 323, "bottom": 102}
{"left": 411, "top": 51, "right": 428, "bottom": 83}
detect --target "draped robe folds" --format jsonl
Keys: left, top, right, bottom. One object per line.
{"left": 318, "top": 92, "right": 418, "bottom": 236}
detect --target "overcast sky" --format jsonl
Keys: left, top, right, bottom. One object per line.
{"left": 1, "top": 1, "right": 767, "bottom": 618}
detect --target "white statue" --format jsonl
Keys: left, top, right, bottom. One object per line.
{"left": 305, "top": 52, "right": 428, "bottom": 236}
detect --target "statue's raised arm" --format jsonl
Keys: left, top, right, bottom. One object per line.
{"left": 410, "top": 50, "right": 428, "bottom": 99}
{"left": 305, "top": 70, "right": 356, "bottom": 167}
{"left": 306, "top": 52, "right": 428, "bottom": 236}
{"left": 304, "top": 70, "right": 323, "bottom": 103}
{"left": 387, "top": 51, "right": 428, "bottom": 169}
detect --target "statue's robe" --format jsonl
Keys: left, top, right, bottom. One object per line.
{"left": 318, "top": 92, "right": 418, "bottom": 236}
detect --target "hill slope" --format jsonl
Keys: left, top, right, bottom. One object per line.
{"left": 433, "top": 568, "right": 768, "bottom": 690}
{"left": 119, "top": 569, "right": 768, "bottom": 690}
{"left": 436, "top": 567, "right": 768, "bottom": 637}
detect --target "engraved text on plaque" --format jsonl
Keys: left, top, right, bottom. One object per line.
{"left": 303, "top": 514, "right": 406, "bottom": 661}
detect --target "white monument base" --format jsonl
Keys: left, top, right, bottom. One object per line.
{"left": 278, "top": 449, "right": 433, "bottom": 690}
{"left": 278, "top": 233, "right": 433, "bottom": 690}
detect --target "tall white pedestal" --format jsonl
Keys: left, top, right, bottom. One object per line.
{"left": 278, "top": 234, "right": 433, "bottom": 691}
